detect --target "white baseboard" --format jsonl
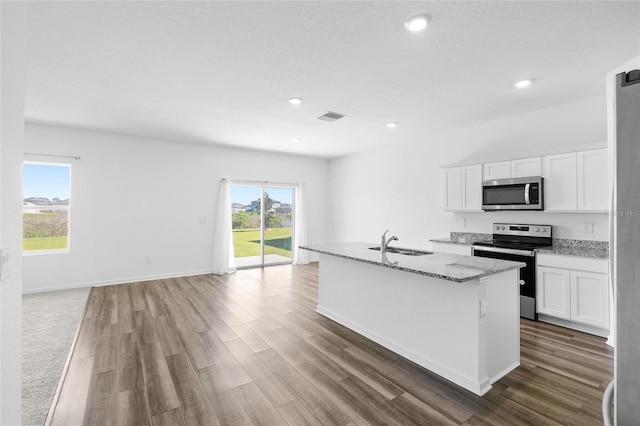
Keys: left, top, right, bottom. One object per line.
{"left": 22, "top": 269, "right": 213, "bottom": 294}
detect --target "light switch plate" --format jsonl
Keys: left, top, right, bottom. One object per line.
{"left": 0, "top": 248, "right": 11, "bottom": 281}
{"left": 459, "top": 219, "right": 466, "bottom": 228}
{"left": 583, "top": 223, "right": 594, "bottom": 234}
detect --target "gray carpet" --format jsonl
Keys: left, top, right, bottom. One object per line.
{"left": 22, "top": 287, "right": 91, "bottom": 426}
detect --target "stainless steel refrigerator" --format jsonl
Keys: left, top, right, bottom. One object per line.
{"left": 611, "top": 69, "right": 640, "bottom": 425}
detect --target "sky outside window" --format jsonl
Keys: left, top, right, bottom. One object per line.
{"left": 23, "top": 162, "right": 71, "bottom": 200}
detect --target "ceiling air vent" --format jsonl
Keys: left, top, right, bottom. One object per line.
{"left": 317, "top": 111, "right": 346, "bottom": 122}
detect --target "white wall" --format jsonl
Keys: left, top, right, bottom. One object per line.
{"left": 23, "top": 123, "right": 329, "bottom": 293}
{"left": 328, "top": 95, "right": 609, "bottom": 248}
{"left": 0, "top": 2, "right": 26, "bottom": 424}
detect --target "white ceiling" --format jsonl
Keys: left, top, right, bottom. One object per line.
{"left": 25, "top": 1, "right": 640, "bottom": 159}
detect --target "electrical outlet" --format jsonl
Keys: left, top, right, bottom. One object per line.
{"left": 459, "top": 219, "right": 466, "bottom": 228}
{"left": 199, "top": 217, "right": 207, "bottom": 225}
{"left": 0, "top": 248, "right": 11, "bottom": 280}
{"left": 145, "top": 257, "right": 152, "bottom": 264}
{"left": 583, "top": 223, "right": 594, "bottom": 234}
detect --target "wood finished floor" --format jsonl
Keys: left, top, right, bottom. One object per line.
{"left": 47, "top": 263, "right": 614, "bottom": 425}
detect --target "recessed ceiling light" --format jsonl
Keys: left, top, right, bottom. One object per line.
{"left": 386, "top": 122, "right": 398, "bottom": 128}
{"left": 405, "top": 14, "right": 431, "bottom": 32}
{"left": 292, "top": 138, "right": 302, "bottom": 143}
{"left": 289, "top": 97, "right": 303, "bottom": 105}
{"left": 514, "top": 79, "right": 534, "bottom": 88}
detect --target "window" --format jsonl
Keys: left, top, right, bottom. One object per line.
{"left": 23, "top": 162, "right": 71, "bottom": 253}
{"left": 230, "top": 184, "right": 295, "bottom": 268}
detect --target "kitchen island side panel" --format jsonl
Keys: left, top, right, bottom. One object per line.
{"left": 316, "top": 254, "right": 519, "bottom": 395}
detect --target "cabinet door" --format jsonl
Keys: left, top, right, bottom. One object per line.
{"left": 570, "top": 270, "right": 609, "bottom": 329}
{"left": 444, "top": 168, "right": 462, "bottom": 211}
{"left": 537, "top": 266, "right": 571, "bottom": 320}
{"left": 483, "top": 161, "right": 511, "bottom": 180}
{"left": 462, "top": 165, "right": 482, "bottom": 211}
{"left": 577, "top": 149, "right": 608, "bottom": 211}
{"left": 511, "top": 157, "right": 542, "bottom": 178}
{"left": 544, "top": 153, "right": 577, "bottom": 211}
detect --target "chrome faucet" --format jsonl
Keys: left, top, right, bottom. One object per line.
{"left": 381, "top": 230, "right": 399, "bottom": 254}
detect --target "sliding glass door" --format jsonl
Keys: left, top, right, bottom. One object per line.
{"left": 230, "top": 184, "right": 294, "bottom": 268}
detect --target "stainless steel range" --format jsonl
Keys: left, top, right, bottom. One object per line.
{"left": 472, "top": 223, "right": 552, "bottom": 320}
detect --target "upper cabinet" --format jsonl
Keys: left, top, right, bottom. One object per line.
{"left": 483, "top": 161, "right": 511, "bottom": 180}
{"left": 483, "top": 157, "right": 542, "bottom": 181}
{"left": 544, "top": 149, "right": 608, "bottom": 212}
{"left": 577, "top": 149, "right": 609, "bottom": 211}
{"left": 444, "top": 165, "right": 482, "bottom": 212}
{"left": 511, "top": 157, "right": 543, "bottom": 178}
{"left": 544, "top": 153, "right": 578, "bottom": 211}
{"left": 443, "top": 146, "right": 607, "bottom": 213}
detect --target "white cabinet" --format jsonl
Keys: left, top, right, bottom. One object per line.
{"left": 483, "top": 157, "right": 541, "bottom": 180}
{"left": 571, "top": 269, "right": 609, "bottom": 328}
{"left": 544, "top": 149, "right": 608, "bottom": 212}
{"left": 577, "top": 149, "right": 608, "bottom": 211}
{"left": 511, "top": 157, "right": 543, "bottom": 178}
{"left": 444, "top": 168, "right": 462, "bottom": 211}
{"left": 444, "top": 165, "right": 482, "bottom": 211}
{"left": 483, "top": 161, "right": 511, "bottom": 180}
{"left": 536, "top": 254, "right": 609, "bottom": 331}
{"left": 431, "top": 242, "right": 473, "bottom": 256}
{"left": 462, "top": 165, "right": 482, "bottom": 211}
{"left": 544, "top": 153, "right": 577, "bottom": 211}
{"left": 537, "top": 266, "right": 571, "bottom": 320}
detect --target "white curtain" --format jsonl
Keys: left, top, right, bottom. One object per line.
{"left": 212, "top": 179, "right": 237, "bottom": 275}
{"left": 292, "top": 183, "right": 310, "bottom": 265}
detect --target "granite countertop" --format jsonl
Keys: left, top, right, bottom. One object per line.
{"left": 431, "top": 233, "right": 609, "bottom": 259}
{"left": 536, "top": 244, "right": 609, "bottom": 259}
{"left": 300, "top": 242, "right": 525, "bottom": 283}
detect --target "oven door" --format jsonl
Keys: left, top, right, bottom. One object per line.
{"left": 472, "top": 246, "right": 537, "bottom": 320}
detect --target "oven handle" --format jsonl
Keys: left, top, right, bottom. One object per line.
{"left": 473, "top": 246, "right": 535, "bottom": 257}
{"left": 524, "top": 183, "right": 531, "bottom": 205}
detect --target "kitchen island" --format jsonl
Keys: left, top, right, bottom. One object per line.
{"left": 300, "top": 242, "right": 525, "bottom": 396}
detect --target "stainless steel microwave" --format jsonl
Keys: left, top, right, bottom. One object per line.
{"left": 482, "top": 177, "right": 544, "bottom": 211}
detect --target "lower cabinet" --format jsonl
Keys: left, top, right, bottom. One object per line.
{"left": 536, "top": 254, "right": 609, "bottom": 332}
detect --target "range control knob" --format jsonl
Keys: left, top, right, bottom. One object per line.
{"left": 542, "top": 228, "right": 547, "bottom": 232}
{"left": 535, "top": 228, "right": 540, "bottom": 232}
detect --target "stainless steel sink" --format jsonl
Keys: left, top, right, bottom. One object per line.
{"left": 368, "top": 246, "right": 433, "bottom": 256}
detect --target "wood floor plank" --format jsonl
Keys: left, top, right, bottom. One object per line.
{"left": 48, "top": 356, "right": 94, "bottom": 426}
{"left": 197, "top": 330, "right": 253, "bottom": 387}
{"left": 151, "top": 408, "right": 185, "bottom": 426}
{"left": 197, "top": 363, "right": 255, "bottom": 426}
{"left": 154, "top": 315, "right": 185, "bottom": 356}
{"left": 232, "top": 382, "right": 288, "bottom": 426}
{"left": 83, "top": 370, "right": 117, "bottom": 426}
{"left": 257, "top": 348, "right": 352, "bottom": 426}
{"left": 117, "top": 386, "right": 152, "bottom": 426}
{"left": 117, "top": 331, "right": 144, "bottom": 392}
{"left": 165, "top": 352, "right": 218, "bottom": 425}
{"left": 48, "top": 265, "right": 613, "bottom": 426}
{"left": 139, "top": 342, "right": 181, "bottom": 417}
{"left": 224, "top": 338, "right": 296, "bottom": 407}
{"left": 92, "top": 324, "right": 118, "bottom": 374}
